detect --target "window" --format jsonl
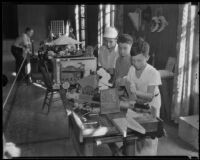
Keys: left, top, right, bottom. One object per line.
{"left": 75, "top": 4, "right": 86, "bottom": 49}
{"left": 98, "top": 4, "right": 116, "bottom": 48}
{"left": 50, "top": 20, "right": 65, "bottom": 36}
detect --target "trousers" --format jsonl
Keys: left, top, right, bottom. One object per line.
{"left": 11, "top": 45, "right": 27, "bottom": 81}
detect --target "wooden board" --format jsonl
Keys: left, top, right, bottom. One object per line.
{"left": 126, "top": 116, "right": 146, "bottom": 134}
{"left": 112, "top": 118, "right": 128, "bottom": 137}
{"left": 179, "top": 115, "right": 199, "bottom": 130}
{"left": 112, "top": 116, "right": 146, "bottom": 137}
{"left": 178, "top": 115, "right": 199, "bottom": 150}
{"left": 107, "top": 111, "right": 159, "bottom": 134}
{"left": 100, "top": 88, "right": 120, "bottom": 114}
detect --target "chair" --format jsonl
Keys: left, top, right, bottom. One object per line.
{"left": 38, "top": 59, "right": 61, "bottom": 114}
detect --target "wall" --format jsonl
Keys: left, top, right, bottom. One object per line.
{"left": 85, "top": 5, "right": 99, "bottom": 46}
{"left": 2, "top": 3, "right": 18, "bottom": 39}
{"left": 123, "top": 4, "right": 179, "bottom": 69}
{"left": 17, "top": 5, "right": 75, "bottom": 50}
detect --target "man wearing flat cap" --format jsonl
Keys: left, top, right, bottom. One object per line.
{"left": 98, "top": 27, "right": 119, "bottom": 75}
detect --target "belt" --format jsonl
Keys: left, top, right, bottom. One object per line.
{"left": 154, "top": 93, "right": 159, "bottom": 97}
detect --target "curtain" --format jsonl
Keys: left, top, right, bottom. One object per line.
{"left": 171, "top": 3, "right": 199, "bottom": 123}
{"left": 75, "top": 5, "right": 86, "bottom": 49}
{"left": 97, "top": 4, "right": 116, "bottom": 48}
{"left": 115, "top": 5, "right": 124, "bottom": 35}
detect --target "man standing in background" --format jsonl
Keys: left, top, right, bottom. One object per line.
{"left": 11, "top": 27, "right": 34, "bottom": 83}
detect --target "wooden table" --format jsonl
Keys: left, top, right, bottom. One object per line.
{"left": 58, "top": 85, "right": 164, "bottom": 156}
{"left": 69, "top": 110, "right": 164, "bottom": 156}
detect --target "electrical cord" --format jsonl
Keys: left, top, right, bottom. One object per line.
{"left": 3, "top": 51, "right": 28, "bottom": 110}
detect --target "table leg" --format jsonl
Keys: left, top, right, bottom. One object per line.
{"left": 82, "top": 140, "right": 94, "bottom": 156}
{"left": 69, "top": 117, "right": 93, "bottom": 156}
{"left": 123, "top": 139, "right": 136, "bottom": 156}
{"left": 69, "top": 119, "right": 83, "bottom": 156}
{"left": 108, "top": 143, "right": 123, "bottom": 156}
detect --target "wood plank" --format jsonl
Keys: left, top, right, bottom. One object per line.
{"left": 95, "top": 135, "right": 137, "bottom": 145}
{"left": 112, "top": 118, "right": 128, "bottom": 137}
{"left": 178, "top": 116, "right": 199, "bottom": 150}
{"left": 82, "top": 127, "right": 109, "bottom": 137}
{"left": 179, "top": 115, "right": 199, "bottom": 130}
{"left": 69, "top": 121, "right": 83, "bottom": 156}
{"left": 72, "top": 112, "right": 85, "bottom": 130}
{"left": 109, "top": 112, "right": 146, "bottom": 135}
{"left": 96, "top": 137, "right": 123, "bottom": 145}
{"left": 126, "top": 109, "right": 142, "bottom": 119}
{"left": 70, "top": 115, "right": 94, "bottom": 156}
{"left": 126, "top": 116, "right": 146, "bottom": 134}
{"left": 83, "top": 140, "right": 94, "bottom": 156}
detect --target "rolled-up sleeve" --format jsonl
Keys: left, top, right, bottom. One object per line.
{"left": 126, "top": 66, "right": 134, "bottom": 83}
{"left": 148, "top": 70, "right": 162, "bottom": 86}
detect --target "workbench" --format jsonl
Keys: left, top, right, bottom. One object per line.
{"left": 57, "top": 71, "right": 165, "bottom": 156}
{"left": 69, "top": 109, "right": 164, "bottom": 156}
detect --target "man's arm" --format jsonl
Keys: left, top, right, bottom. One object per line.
{"left": 134, "top": 85, "right": 156, "bottom": 102}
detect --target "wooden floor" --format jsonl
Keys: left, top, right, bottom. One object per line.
{"left": 3, "top": 42, "right": 199, "bottom": 157}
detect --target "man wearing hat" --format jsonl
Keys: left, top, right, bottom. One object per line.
{"left": 98, "top": 27, "right": 119, "bottom": 75}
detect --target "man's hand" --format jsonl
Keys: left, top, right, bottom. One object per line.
{"left": 136, "top": 98, "right": 147, "bottom": 104}
{"left": 107, "top": 68, "right": 114, "bottom": 75}
{"left": 116, "top": 78, "right": 126, "bottom": 87}
{"left": 150, "top": 106, "right": 157, "bottom": 118}
{"left": 130, "top": 83, "right": 137, "bottom": 93}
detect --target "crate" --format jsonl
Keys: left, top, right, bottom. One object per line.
{"left": 178, "top": 115, "right": 199, "bottom": 150}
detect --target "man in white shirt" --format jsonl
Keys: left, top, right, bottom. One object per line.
{"left": 98, "top": 27, "right": 119, "bottom": 75}
{"left": 11, "top": 27, "right": 34, "bottom": 82}
{"left": 117, "top": 39, "right": 162, "bottom": 155}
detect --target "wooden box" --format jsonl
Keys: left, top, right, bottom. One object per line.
{"left": 178, "top": 115, "right": 199, "bottom": 150}
{"left": 100, "top": 88, "right": 120, "bottom": 114}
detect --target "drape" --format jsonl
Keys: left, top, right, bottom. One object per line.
{"left": 115, "top": 5, "right": 124, "bottom": 34}
{"left": 98, "top": 5, "right": 117, "bottom": 48}
{"left": 171, "top": 3, "right": 199, "bottom": 123}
